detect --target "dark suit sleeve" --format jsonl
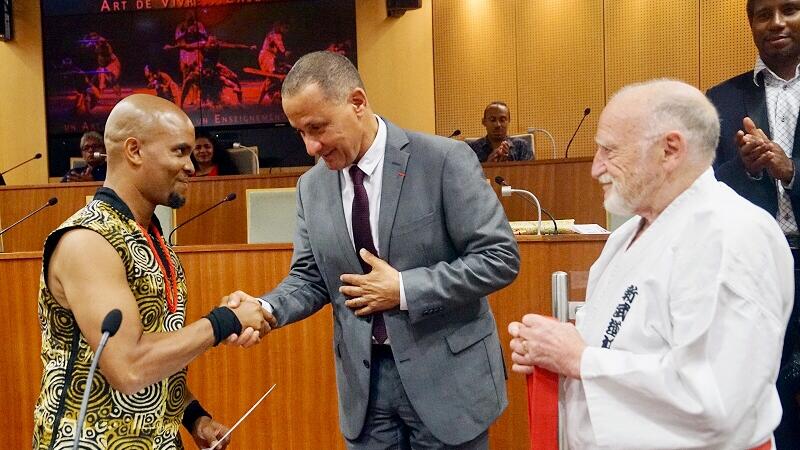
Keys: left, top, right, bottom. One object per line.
{"left": 401, "top": 143, "right": 520, "bottom": 323}
{"left": 261, "top": 176, "right": 331, "bottom": 327}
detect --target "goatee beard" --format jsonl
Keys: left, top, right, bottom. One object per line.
{"left": 166, "top": 192, "right": 186, "bottom": 209}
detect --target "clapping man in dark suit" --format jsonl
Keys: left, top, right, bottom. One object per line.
{"left": 230, "top": 51, "right": 520, "bottom": 449}
{"left": 707, "top": 0, "right": 800, "bottom": 446}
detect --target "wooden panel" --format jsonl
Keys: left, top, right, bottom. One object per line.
{"left": 516, "top": 0, "right": 605, "bottom": 160}
{"left": 699, "top": 0, "right": 757, "bottom": 91}
{"left": 433, "top": 0, "right": 519, "bottom": 140}
{"left": 605, "top": 0, "right": 699, "bottom": 97}
{"left": 0, "top": 238, "right": 605, "bottom": 449}
{"left": 0, "top": 160, "right": 607, "bottom": 251}
{"left": 171, "top": 174, "right": 300, "bottom": 246}
{"left": 0, "top": 182, "right": 100, "bottom": 253}
{"left": 482, "top": 158, "right": 607, "bottom": 226}
{"left": 0, "top": 173, "right": 305, "bottom": 252}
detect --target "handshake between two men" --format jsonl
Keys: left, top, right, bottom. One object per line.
{"left": 225, "top": 248, "right": 403, "bottom": 346}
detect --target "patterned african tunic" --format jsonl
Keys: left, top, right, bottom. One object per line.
{"left": 33, "top": 188, "right": 189, "bottom": 449}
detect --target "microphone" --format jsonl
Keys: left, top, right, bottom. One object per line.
{"left": 564, "top": 108, "right": 591, "bottom": 159}
{"left": 0, "top": 197, "right": 58, "bottom": 236}
{"left": 447, "top": 129, "right": 461, "bottom": 139}
{"left": 93, "top": 152, "right": 107, "bottom": 159}
{"left": 73, "top": 309, "right": 122, "bottom": 450}
{"left": 168, "top": 192, "right": 236, "bottom": 245}
{"left": 0, "top": 153, "right": 43, "bottom": 186}
{"left": 493, "top": 177, "right": 559, "bottom": 235}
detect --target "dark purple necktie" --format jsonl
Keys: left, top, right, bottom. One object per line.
{"left": 349, "top": 165, "right": 387, "bottom": 344}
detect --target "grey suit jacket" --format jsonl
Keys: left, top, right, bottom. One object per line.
{"left": 262, "top": 119, "right": 520, "bottom": 445}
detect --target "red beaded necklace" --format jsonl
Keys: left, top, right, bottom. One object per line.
{"left": 137, "top": 223, "right": 179, "bottom": 314}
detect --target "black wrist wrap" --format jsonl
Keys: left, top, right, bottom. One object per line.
{"left": 205, "top": 306, "right": 243, "bottom": 346}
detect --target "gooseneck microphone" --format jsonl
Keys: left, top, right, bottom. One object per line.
{"left": 0, "top": 153, "right": 43, "bottom": 186}
{"left": 447, "top": 129, "right": 461, "bottom": 139}
{"left": 168, "top": 192, "right": 237, "bottom": 245}
{"left": 494, "top": 176, "right": 558, "bottom": 235}
{"left": 564, "top": 108, "right": 591, "bottom": 159}
{"left": 0, "top": 197, "right": 58, "bottom": 236}
{"left": 73, "top": 309, "right": 123, "bottom": 450}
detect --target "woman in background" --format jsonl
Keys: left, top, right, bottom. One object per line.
{"left": 191, "top": 131, "right": 239, "bottom": 177}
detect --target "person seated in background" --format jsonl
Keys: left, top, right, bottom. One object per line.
{"left": 468, "top": 101, "right": 533, "bottom": 162}
{"left": 509, "top": 79, "right": 793, "bottom": 449}
{"left": 190, "top": 131, "right": 239, "bottom": 177}
{"left": 62, "top": 131, "right": 107, "bottom": 182}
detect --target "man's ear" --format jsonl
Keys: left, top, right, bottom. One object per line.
{"left": 350, "top": 88, "right": 369, "bottom": 118}
{"left": 662, "top": 130, "right": 687, "bottom": 171}
{"left": 123, "top": 137, "right": 144, "bottom": 167}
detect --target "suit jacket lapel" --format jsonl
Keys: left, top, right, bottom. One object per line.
{"left": 745, "top": 71, "right": 772, "bottom": 138}
{"left": 321, "top": 166, "right": 363, "bottom": 273}
{"left": 378, "top": 120, "right": 410, "bottom": 260}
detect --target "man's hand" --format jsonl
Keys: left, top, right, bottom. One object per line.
{"left": 738, "top": 117, "right": 795, "bottom": 182}
{"left": 487, "top": 140, "right": 511, "bottom": 162}
{"left": 340, "top": 249, "right": 401, "bottom": 316}
{"left": 64, "top": 169, "right": 95, "bottom": 182}
{"left": 508, "top": 314, "right": 586, "bottom": 379}
{"left": 221, "top": 291, "right": 277, "bottom": 346}
{"left": 191, "top": 416, "right": 231, "bottom": 449}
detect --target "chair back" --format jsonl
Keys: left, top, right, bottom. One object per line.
{"left": 509, "top": 133, "right": 536, "bottom": 160}
{"left": 246, "top": 187, "right": 297, "bottom": 243}
{"left": 227, "top": 146, "right": 260, "bottom": 174}
{"left": 70, "top": 157, "right": 87, "bottom": 169}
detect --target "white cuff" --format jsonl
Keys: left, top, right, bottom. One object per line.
{"left": 399, "top": 272, "right": 408, "bottom": 311}
{"left": 257, "top": 298, "right": 274, "bottom": 314}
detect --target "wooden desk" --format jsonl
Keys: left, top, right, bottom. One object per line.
{"left": 0, "top": 158, "right": 605, "bottom": 251}
{"left": 482, "top": 157, "right": 605, "bottom": 224}
{"left": 0, "top": 235, "right": 605, "bottom": 449}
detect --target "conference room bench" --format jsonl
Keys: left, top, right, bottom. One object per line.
{"left": 0, "top": 158, "right": 604, "bottom": 252}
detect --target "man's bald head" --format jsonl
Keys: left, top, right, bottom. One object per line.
{"left": 104, "top": 94, "right": 193, "bottom": 160}
{"left": 102, "top": 94, "right": 196, "bottom": 211}
{"left": 607, "top": 79, "right": 720, "bottom": 166}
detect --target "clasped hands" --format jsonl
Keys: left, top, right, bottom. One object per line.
{"left": 487, "top": 140, "right": 511, "bottom": 162}
{"left": 219, "top": 249, "right": 399, "bottom": 348}
{"left": 737, "top": 116, "right": 794, "bottom": 183}
{"left": 220, "top": 291, "right": 277, "bottom": 348}
{"left": 508, "top": 314, "right": 586, "bottom": 379}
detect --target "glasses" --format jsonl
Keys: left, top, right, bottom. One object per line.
{"left": 82, "top": 143, "right": 104, "bottom": 152}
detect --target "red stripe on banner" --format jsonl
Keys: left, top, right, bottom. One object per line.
{"left": 527, "top": 367, "right": 559, "bottom": 450}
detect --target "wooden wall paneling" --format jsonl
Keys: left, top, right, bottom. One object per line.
{"left": 177, "top": 245, "right": 346, "bottom": 449}
{"left": 488, "top": 237, "right": 601, "bottom": 449}
{"left": 432, "top": 0, "right": 519, "bottom": 140}
{"left": 0, "top": 252, "right": 43, "bottom": 439}
{"left": 0, "top": 183, "right": 99, "bottom": 253}
{"left": 173, "top": 174, "right": 302, "bottom": 246}
{"left": 482, "top": 158, "right": 607, "bottom": 226}
{"left": 515, "top": 0, "right": 605, "bottom": 160}
{"left": 0, "top": 238, "right": 605, "bottom": 449}
{"left": 604, "top": 0, "right": 700, "bottom": 97}
{"left": 699, "top": 0, "right": 757, "bottom": 91}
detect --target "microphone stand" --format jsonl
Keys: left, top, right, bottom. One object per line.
{"left": 72, "top": 309, "right": 122, "bottom": 450}
{"left": 0, "top": 154, "right": 41, "bottom": 176}
{"left": 527, "top": 127, "right": 557, "bottom": 159}
{"left": 501, "top": 185, "right": 543, "bottom": 235}
{"left": 168, "top": 194, "right": 235, "bottom": 245}
{"left": 0, "top": 199, "right": 57, "bottom": 236}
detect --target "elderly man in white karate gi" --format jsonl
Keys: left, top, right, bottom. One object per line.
{"left": 509, "top": 79, "right": 794, "bottom": 450}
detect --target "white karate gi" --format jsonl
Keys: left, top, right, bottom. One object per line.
{"left": 564, "top": 169, "right": 794, "bottom": 449}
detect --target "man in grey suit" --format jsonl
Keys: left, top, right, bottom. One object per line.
{"left": 233, "top": 51, "right": 519, "bottom": 449}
